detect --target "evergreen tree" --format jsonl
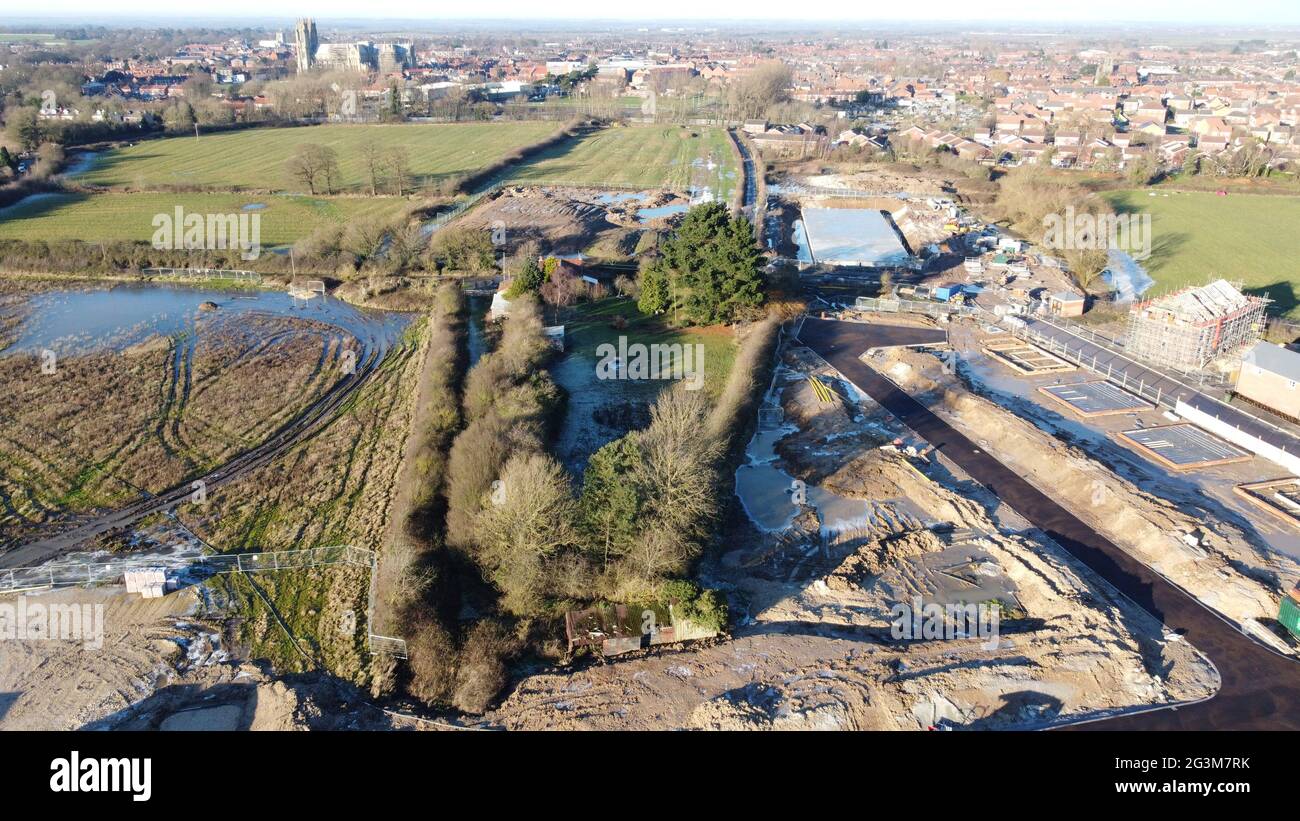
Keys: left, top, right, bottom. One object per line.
{"left": 505, "top": 256, "right": 546, "bottom": 298}
{"left": 578, "top": 436, "right": 643, "bottom": 571}
{"left": 636, "top": 261, "right": 669, "bottom": 315}
{"left": 638, "top": 202, "right": 765, "bottom": 326}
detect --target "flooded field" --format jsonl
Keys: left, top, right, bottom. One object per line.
{"left": 547, "top": 298, "right": 737, "bottom": 474}
{"left": 4, "top": 282, "right": 408, "bottom": 357}
{"left": 0, "top": 282, "right": 411, "bottom": 545}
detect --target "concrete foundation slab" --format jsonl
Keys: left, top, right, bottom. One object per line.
{"left": 1116, "top": 423, "right": 1252, "bottom": 471}
{"left": 1234, "top": 477, "right": 1300, "bottom": 528}
{"left": 1039, "top": 381, "right": 1154, "bottom": 417}
{"left": 982, "top": 338, "right": 1076, "bottom": 375}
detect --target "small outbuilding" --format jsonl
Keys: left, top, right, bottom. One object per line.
{"left": 1236, "top": 341, "right": 1300, "bottom": 420}
{"left": 1047, "top": 291, "right": 1086, "bottom": 317}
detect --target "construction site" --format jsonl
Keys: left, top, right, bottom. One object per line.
{"left": 483, "top": 322, "right": 1222, "bottom": 730}
{"left": 1124, "top": 279, "right": 1270, "bottom": 374}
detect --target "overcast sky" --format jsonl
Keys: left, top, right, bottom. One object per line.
{"left": 2, "top": 0, "right": 1298, "bottom": 26}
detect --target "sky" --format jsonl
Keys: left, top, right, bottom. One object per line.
{"left": 2, "top": 0, "right": 1299, "bottom": 26}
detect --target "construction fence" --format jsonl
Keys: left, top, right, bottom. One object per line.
{"left": 0, "top": 544, "right": 407, "bottom": 657}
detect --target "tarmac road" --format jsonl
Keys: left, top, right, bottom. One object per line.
{"left": 0, "top": 338, "right": 395, "bottom": 570}
{"left": 799, "top": 317, "right": 1300, "bottom": 730}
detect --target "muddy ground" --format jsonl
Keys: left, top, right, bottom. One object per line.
{"left": 925, "top": 321, "right": 1300, "bottom": 640}
{"left": 773, "top": 161, "right": 998, "bottom": 203}
{"left": 456, "top": 185, "right": 683, "bottom": 258}
{"left": 0, "top": 585, "right": 402, "bottom": 730}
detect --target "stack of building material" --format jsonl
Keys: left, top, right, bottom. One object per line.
{"left": 123, "top": 569, "right": 167, "bottom": 599}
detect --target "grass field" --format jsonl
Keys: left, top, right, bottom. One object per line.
{"left": 75, "top": 121, "right": 557, "bottom": 192}
{"left": 0, "top": 191, "right": 412, "bottom": 245}
{"left": 1104, "top": 189, "right": 1300, "bottom": 317}
{"left": 506, "top": 125, "right": 739, "bottom": 204}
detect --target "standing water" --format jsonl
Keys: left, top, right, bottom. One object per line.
{"left": 4, "top": 283, "right": 411, "bottom": 358}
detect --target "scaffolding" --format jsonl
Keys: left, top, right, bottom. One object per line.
{"left": 1124, "top": 279, "right": 1269, "bottom": 373}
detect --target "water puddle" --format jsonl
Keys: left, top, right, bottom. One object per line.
{"left": 637, "top": 203, "right": 689, "bottom": 223}
{"left": 733, "top": 378, "right": 875, "bottom": 535}
{"left": 791, "top": 219, "right": 813, "bottom": 263}
{"left": 5, "top": 283, "right": 411, "bottom": 358}
{"left": 596, "top": 191, "right": 652, "bottom": 205}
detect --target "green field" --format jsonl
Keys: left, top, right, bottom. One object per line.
{"left": 76, "top": 122, "right": 557, "bottom": 192}
{"left": 506, "top": 125, "right": 739, "bottom": 204}
{"left": 1104, "top": 189, "right": 1300, "bottom": 317}
{"left": 0, "top": 192, "right": 411, "bottom": 245}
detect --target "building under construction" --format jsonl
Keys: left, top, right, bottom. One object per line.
{"left": 1124, "top": 279, "right": 1269, "bottom": 372}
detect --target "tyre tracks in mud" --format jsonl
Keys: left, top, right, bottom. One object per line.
{"left": 0, "top": 333, "right": 395, "bottom": 569}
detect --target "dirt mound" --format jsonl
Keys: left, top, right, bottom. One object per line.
{"left": 826, "top": 529, "right": 944, "bottom": 592}
{"left": 689, "top": 695, "right": 773, "bottom": 730}
{"left": 821, "top": 449, "right": 986, "bottom": 530}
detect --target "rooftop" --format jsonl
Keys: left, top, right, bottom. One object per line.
{"left": 1244, "top": 341, "right": 1300, "bottom": 382}
{"left": 1138, "top": 279, "right": 1266, "bottom": 325}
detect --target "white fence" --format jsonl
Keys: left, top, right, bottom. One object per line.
{"left": 1177, "top": 399, "right": 1300, "bottom": 476}
{"left": 143, "top": 267, "right": 261, "bottom": 282}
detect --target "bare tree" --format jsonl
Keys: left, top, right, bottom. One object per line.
{"left": 284, "top": 143, "right": 340, "bottom": 195}
{"left": 386, "top": 146, "right": 411, "bottom": 195}
{"left": 727, "top": 61, "right": 793, "bottom": 120}
{"left": 475, "top": 451, "right": 578, "bottom": 615}
{"left": 360, "top": 139, "right": 385, "bottom": 196}
{"left": 628, "top": 385, "right": 721, "bottom": 579}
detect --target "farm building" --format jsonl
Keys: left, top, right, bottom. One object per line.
{"left": 1123, "top": 279, "right": 1268, "bottom": 372}
{"left": 799, "top": 207, "right": 912, "bottom": 268}
{"left": 1235, "top": 341, "right": 1300, "bottom": 420}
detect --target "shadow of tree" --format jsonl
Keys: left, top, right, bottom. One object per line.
{"left": 1248, "top": 279, "right": 1299, "bottom": 318}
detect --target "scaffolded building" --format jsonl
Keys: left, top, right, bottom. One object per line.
{"left": 1124, "top": 279, "right": 1269, "bottom": 372}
